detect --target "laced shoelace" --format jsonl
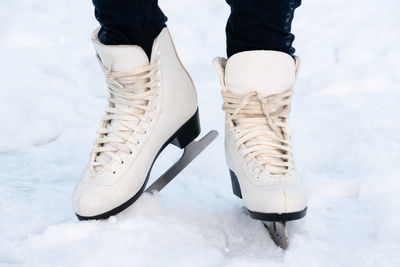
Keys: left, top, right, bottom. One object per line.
{"left": 90, "top": 58, "right": 160, "bottom": 173}
{"left": 222, "top": 88, "right": 295, "bottom": 177}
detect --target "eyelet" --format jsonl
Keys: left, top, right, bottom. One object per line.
{"left": 121, "top": 161, "right": 124, "bottom": 165}
{"left": 113, "top": 171, "right": 116, "bottom": 174}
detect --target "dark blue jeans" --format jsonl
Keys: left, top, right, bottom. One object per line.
{"left": 93, "top": 0, "right": 301, "bottom": 59}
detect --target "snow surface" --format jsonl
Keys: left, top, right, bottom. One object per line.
{"left": 1, "top": 0, "right": 400, "bottom": 266}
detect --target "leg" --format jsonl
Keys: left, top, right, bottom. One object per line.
{"left": 92, "top": 0, "right": 167, "bottom": 58}
{"left": 214, "top": 0, "right": 307, "bottom": 248}
{"left": 73, "top": 2, "right": 200, "bottom": 219}
{"left": 225, "top": 0, "right": 301, "bottom": 57}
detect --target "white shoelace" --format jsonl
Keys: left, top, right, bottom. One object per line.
{"left": 90, "top": 58, "right": 160, "bottom": 173}
{"left": 222, "top": 88, "right": 295, "bottom": 177}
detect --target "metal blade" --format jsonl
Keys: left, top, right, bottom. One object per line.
{"left": 145, "top": 130, "right": 218, "bottom": 193}
{"left": 263, "top": 221, "right": 289, "bottom": 249}
{"left": 242, "top": 208, "right": 289, "bottom": 249}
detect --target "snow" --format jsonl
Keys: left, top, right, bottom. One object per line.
{"left": 1, "top": 0, "right": 400, "bottom": 265}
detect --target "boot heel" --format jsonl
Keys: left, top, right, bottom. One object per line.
{"left": 171, "top": 109, "right": 201, "bottom": 149}
{"left": 229, "top": 170, "right": 242, "bottom": 199}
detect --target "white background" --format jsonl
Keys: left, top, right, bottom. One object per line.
{"left": 0, "top": 0, "right": 399, "bottom": 266}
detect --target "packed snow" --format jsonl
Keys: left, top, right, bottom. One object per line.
{"left": 1, "top": 0, "right": 400, "bottom": 266}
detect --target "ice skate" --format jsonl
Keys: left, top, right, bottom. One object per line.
{"left": 214, "top": 51, "right": 307, "bottom": 248}
{"left": 73, "top": 28, "right": 217, "bottom": 220}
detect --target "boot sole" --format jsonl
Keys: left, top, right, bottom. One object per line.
{"left": 229, "top": 170, "right": 307, "bottom": 222}
{"left": 76, "top": 109, "right": 201, "bottom": 221}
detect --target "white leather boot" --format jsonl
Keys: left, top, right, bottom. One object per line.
{"left": 73, "top": 28, "right": 199, "bottom": 220}
{"left": 214, "top": 51, "right": 307, "bottom": 221}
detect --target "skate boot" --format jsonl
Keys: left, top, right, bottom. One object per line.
{"left": 214, "top": 51, "right": 307, "bottom": 247}
{"left": 73, "top": 27, "right": 200, "bottom": 220}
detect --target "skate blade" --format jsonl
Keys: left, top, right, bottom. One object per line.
{"left": 242, "top": 208, "right": 289, "bottom": 249}
{"left": 145, "top": 130, "right": 218, "bottom": 193}
{"left": 263, "top": 221, "right": 288, "bottom": 249}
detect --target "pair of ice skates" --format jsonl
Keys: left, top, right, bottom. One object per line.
{"left": 73, "top": 28, "right": 307, "bottom": 248}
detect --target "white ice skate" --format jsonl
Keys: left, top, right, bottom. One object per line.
{"left": 73, "top": 28, "right": 217, "bottom": 220}
{"left": 214, "top": 51, "right": 307, "bottom": 248}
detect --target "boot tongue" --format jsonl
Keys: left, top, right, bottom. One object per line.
{"left": 224, "top": 51, "right": 296, "bottom": 97}
{"left": 92, "top": 31, "right": 149, "bottom": 71}
{"left": 91, "top": 30, "right": 151, "bottom": 172}
{"left": 223, "top": 52, "right": 296, "bottom": 175}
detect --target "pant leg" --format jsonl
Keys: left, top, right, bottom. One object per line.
{"left": 92, "top": 0, "right": 167, "bottom": 58}
{"left": 225, "top": 0, "right": 301, "bottom": 58}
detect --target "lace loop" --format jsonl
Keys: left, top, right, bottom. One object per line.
{"left": 90, "top": 59, "right": 159, "bottom": 172}
{"left": 222, "top": 88, "right": 295, "bottom": 176}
